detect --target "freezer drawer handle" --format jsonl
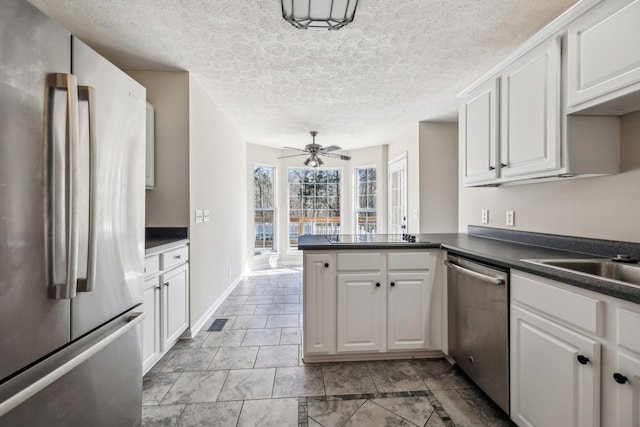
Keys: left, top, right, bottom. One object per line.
{"left": 46, "top": 73, "right": 81, "bottom": 300}
{"left": 0, "top": 312, "right": 144, "bottom": 417}
{"left": 444, "top": 260, "right": 505, "bottom": 285}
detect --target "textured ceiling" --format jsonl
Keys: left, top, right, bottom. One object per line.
{"left": 29, "top": 0, "right": 578, "bottom": 149}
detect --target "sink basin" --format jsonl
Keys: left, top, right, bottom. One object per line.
{"left": 522, "top": 259, "right": 640, "bottom": 287}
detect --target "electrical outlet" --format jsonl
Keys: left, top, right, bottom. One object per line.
{"left": 481, "top": 209, "right": 489, "bottom": 224}
{"left": 203, "top": 209, "right": 210, "bottom": 222}
{"left": 506, "top": 210, "right": 515, "bottom": 227}
{"left": 195, "top": 209, "right": 203, "bottom": 223}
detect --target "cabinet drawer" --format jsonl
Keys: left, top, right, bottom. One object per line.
{"left": 337, "top": 252, "right": 383, "bottom": 271}
{"left": 387, "top": 252, "right": 433, "bottom": 271}
{"left": 512, "top": 271, "right": 603, "bottom": 335}
{"left": 617, "top": 308, "right": 640, "bottom": 355}
{"left": 161, "top": 246, "right": 189, "bottom": 270}
{"left": 145, "top": 255, "right": 160, "bottom": 277}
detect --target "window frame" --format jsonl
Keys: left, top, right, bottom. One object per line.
{"left": 286, "top": 167, "right": 343, "bottom": 252}
{"left": 353, "top": 165, "right": 377, "bottom": 235}
{"left": 253, "top": 164, "right": 277, "bottom": 256}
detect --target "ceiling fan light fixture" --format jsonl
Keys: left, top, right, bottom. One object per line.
{"left": 281, "top": 0, "right": 359, "bottom": 30}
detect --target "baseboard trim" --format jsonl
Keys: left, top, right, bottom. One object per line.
{"left": 186, "top": 274, "right": 243, "bottom": 338}
{"left": 301, "top": 350, "right": 445, "bottom": 364}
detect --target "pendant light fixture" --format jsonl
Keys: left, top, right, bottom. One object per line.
{"left": 281, "top": 0, "right": 359, "bottom": 30}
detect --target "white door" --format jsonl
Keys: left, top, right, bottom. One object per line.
{"left": 387, "top": 272, "right": 431, "bottom": 350}
{"left": 337, "top": 273, "right": 385, "bottom": 353}
{"left": 162, "top": 264, "right": 189, "bottom": 349}
{"left": 388, "top": 154, "right": 407, "bottom": 234}
{"left": 460, "top": 78, "right": 500, "bottom": 185}
{"left": 511, "top": 305, "right": 600, "bottom": 427}
{"left": 142, "top": 277, "right": 161, "bottom": 373}
{"left": 611, "top": 351, "right": 640, "bottom": 426}
{"left": 500, "top": 37, "right": 561, "bottom": 179}
{"left": 303, "top": 253, "right": 336, "bottom": 355}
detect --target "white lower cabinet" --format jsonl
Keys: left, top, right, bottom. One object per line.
{"left": 303, "top": 249, "right": 441, "bottom": 360}
{"left": 336, "top": 272, "right": 385, "bottom": 353}
{"left": 511, "top": 270, "right": 640, "bottom": 427}
{"left": 511, "top": 304, "right": 600, "bottom": 427}
{"left": 143, "top": 243, "right": 189, "bottom": 373}
{"left": 142, "top": 277, "right": 161, "bottom": 373}
{"left": 162, "top": 263, "right": 189, "bottom": 349}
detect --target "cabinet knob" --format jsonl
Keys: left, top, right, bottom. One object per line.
{"left": 324, "top": 263, "right": 329, "bottom": 268}
{"left": 488, "top": 166, "right": 495, "bottom": 171}
{"left": 613, "top": 373, "right": 628, "bottom": 384}
{"left": 155, "top": 286, "right": 161, "bottom": 290}
{"left": 375, "top": 282, "right": 381, "bottom": 287}
{"left": 390, "top": 282, "right": 396, "bottom": 287}
{"left": 577, "top": 355, "right": 590, "bottom": 365}
{"left": 164, "top": 282, "right": 170, "bottom": 287}
{"left": 500, "top": 163, "right": 508, "bottom": 168}
{"left": 174, "top": 254, "right": 181, "bottom": 259}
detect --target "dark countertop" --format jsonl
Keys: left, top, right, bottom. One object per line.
{"left": 145, "top": 238, "right": 189, "bottom": 255}
{"left": 298, "top": 233, "right": 640, "bottom": 304}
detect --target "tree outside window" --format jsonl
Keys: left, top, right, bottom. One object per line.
{"left": 254, "top": 165, "right": 275, "bottom": 255}
{"left": 288, "top": 168, "right": 341, "bottom": 249}
{"left": 354, "top": 167, "right": 376, "bottom": 234}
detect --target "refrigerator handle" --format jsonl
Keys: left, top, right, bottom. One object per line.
{"left": 76, "top": 86, "right": 97, "bottom": 293}
{"left": 46, "top": 73, "right": 80, "bottom": 300}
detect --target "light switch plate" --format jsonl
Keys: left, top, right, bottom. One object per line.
{"left": 506, "top": 210, "right": 515, "bottom": 227}
{"left": 203, "top": 209, "right": 210, "bottom": 222}
{"left": 195, "top": 209, "right": 204, "bottom": 223}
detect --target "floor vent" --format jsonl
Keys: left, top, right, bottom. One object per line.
{"left": 208, "top": 319, "right": 228, "bottom": 332}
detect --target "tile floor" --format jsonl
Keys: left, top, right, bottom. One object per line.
{"left": 142, "top": 267, "right": 514, "bottom": 426}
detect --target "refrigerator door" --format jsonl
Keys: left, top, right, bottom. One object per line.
{"left": 0, "top": 0, "right": 72, "bottom": 381}
{"left": 70, "top": 37, "right": 146, "bottom": 339}
{"left": 0, "top": 310, "right": 143, "bottom": 426}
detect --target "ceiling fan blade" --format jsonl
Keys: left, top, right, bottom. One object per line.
{"left": 277, "top": 153, "right": 309, "bottom": 159}
{"left": 320, "top": 145, "right": 342, "bottom": 153}
{"left": 323, "top": 153, "right": 352, "bottom": 161}
{"left": 283, "top": 146, "right": 308, "bottom": 152}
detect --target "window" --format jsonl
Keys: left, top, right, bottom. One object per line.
{"left": 354, "top": 167, "right": 377, "bottom": 234}
{"left": 288, "top": 169, "right": 341, "bottom": 249}
{"left": 254, "top": 165, "right": 275, "bottom": 255}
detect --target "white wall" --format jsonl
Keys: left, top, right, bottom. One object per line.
{"left": 419, "top": 122, "right": 458, "bottom": 233}
{"left": 458, "top": 111, "right": 640, "bottom": 243}
{"left": 128, "top": 71, "right": 190, "bottom": 227}
{"left": 388, "top": 124, "right": 421, "bottom": 233}
{"left": 188, "top": 75, "right": 247, "bottom": 327}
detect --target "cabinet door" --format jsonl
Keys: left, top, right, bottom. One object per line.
{"left": 162, "top": 264, "right": 189, "bottom": 349}
{"left": 568, "top": 0, "right": 640, "bottom": 109}
{"left": 500, "top": 37, "right": 561, "bottom": 179}
{"left": 142, "top": 278, "right": 161, "bottom": 373}
{"left": 610, "top": 352, "right": 640, "bottom": 426}
{"left": 511, "top": 305, "right": 600, "bottom": 427}
{"left": 303, "top": 253, "right": 336, "bottom": 355}
{"left": 387, "top": 272, "right": 431, "bottom": 350}
{"left": 460, "top": 78, "right": 500, "bottom": 185}
{"left": 337, "top": 273, "right": 385, "bottom": 353}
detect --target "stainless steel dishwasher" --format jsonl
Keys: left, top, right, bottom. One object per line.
{"left": 445, "top": 254, "right": 509, "bottom": 414}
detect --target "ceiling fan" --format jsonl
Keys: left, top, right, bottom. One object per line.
{"left": 278, "top": 131, "right": 351, "bottom": 167}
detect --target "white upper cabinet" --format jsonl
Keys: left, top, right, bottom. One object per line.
{"left": 567, "top": 0, "right": 640, "bottom": 113}
{"left": 459, "top": 0, "right": 621, "bottom": 187}
{"left": 500, "top": 37, "right": 561, "bottom": 179}
{"left": 460, "top": 78, "right": 500, "bottom": 186}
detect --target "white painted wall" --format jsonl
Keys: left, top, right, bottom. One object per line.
{"left": 458, "top": 111, "right": 640, "bottom": 243}
{"left": 128, "top": 71, "right": 190, "bottom": 227}
{"left": 188, "top": 75, "right": 247, "bottom": 327}
{"left": 419, "top": 122, "right": 458, "bottom": 233}
{"left": 387, "top": 124, "right": 421, "bottom": 233}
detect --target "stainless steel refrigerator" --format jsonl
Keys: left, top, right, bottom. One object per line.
{"left": 0, "top": 0, "right": 146, "bottom": 425}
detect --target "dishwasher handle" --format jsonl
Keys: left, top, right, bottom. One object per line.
{"left": 444, "top": 260, "right": 505, "bottom": 285}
